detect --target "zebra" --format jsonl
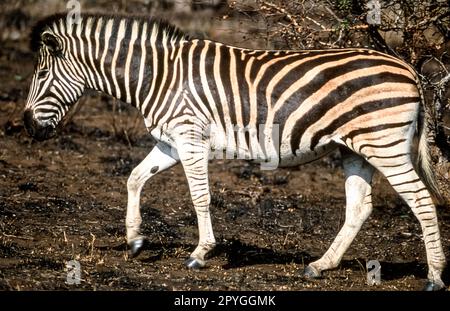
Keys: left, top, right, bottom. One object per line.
{"left": 23, "top": 13, "right": 446, "bottom": 290}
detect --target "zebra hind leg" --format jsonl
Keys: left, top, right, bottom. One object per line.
{"left": 368, "top": 155, "right": 446, "bottom": 291}
{"left": 126, "top": 142, "right": 179, "bottom": 258}
{"left": 303, "top": 149, "right": 374, "bottom": 279}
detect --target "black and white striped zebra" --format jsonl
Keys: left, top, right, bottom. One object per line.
{"left": 24, "top": 13, "right": 446, "bottom": 290}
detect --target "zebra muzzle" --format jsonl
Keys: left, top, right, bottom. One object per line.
{"left": 23, "top": 110, "right": 56, "bottom": 141}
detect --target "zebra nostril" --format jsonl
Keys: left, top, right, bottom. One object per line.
{"left": 23, "top": 110, "right": 56, "bottom": 141}
{"left": 23, "top": 110, "right": 35, "bottom": 136}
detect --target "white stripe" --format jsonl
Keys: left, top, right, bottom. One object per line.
{"left": 94, "top": 17, "right": 102, "bottom": 59}
{"left": 111, "top": 20, "right": 127, "bottom": 99}
{"left": 100, "top": 19, "right": 114, "bottom": 94}
{"left": 154, "top": 45, "right": 184, "bottom": 126}
{"left": 213, "top": 43, "right": 236, "bottom": 155}
{"left": 282, "top": 66, "right": 413, "bottom": 150}
{"left": 148, "top": 30, "right": 170, "bottom": 122}
{"left": 124, "top": 21, "right": 140, "bottom": 104}
{"left": 85, "top": 17, "right": 104, "bottom": 91}
{"left": 185, "top": 40, "right": 212, "bottom": 119}
{"left": 135, "top": 22, "right": 148, "bottom": 107}
{"left": 141, "top": 25, "right": 159, "bottom": 119}
{"left": 199, "top": 41, "right": 222, "bottom": 128}
{"left": 229, "top": 47, "right": 248, "bottom": 155}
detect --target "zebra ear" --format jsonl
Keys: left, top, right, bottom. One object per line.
{"left": 41, "top": 32, "right": 62, "bottom": 56}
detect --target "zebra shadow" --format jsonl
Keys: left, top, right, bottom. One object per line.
{"left": 108, "top": 237, "right": 450, "bottom": 284}
{"left": 209, "top": 238, "right": 450, "bottom": 284}
{"left": 377, "top": 261, "right": 450, "bottom": 284}
{"left": 106, "top": 240, "right": 189, "bottom": 263}
{"left": 210, "top": 238, "right": 315, "bottom": 269}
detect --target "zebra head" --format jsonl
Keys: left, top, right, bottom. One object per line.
{"left": 24, "top": 26, "right": 85, "bottom": 141}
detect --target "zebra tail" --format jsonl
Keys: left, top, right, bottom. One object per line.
{"left": 416, "top": 79, "right": 444, "bottom": 205}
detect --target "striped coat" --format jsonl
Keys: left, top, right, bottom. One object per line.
{"left": 24, "top": 14, "right": 446, "bottom": 290}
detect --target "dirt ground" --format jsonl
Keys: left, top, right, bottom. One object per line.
{"left": 1, "top": 24, "right": 450, "bottom": 292}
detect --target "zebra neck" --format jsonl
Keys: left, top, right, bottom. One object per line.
{"left": 86, "top": 45, "right": 167, "bottom": 105}
{"left": 77, "top": 25, "right": 183, "bottom": 121}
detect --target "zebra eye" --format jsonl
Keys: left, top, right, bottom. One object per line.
{"left": 37, "top": 70, "right": 49, "bottom": 79}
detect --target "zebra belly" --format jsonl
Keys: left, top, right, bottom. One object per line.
{"left": 278, "top": 142, "right": 337, "bottom": 167}
{"left": 152, "top": 121, "right": 338, "bottom": 167}
{"left": 207, "top": 124, "right": 337, "bottom": 167}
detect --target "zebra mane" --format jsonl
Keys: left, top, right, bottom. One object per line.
{"left": 30, "top": 12, "right": 188, "bottom": 52}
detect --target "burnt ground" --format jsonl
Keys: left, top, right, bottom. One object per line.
{"left": 1, "top": 40, "right": 450, "bottom": 292}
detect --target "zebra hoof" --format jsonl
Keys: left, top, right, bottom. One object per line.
{"left": 128, "top": 238, "right": 145, "bottom": 258}
{"left": 423, "top": 281, "right": 446, "bottom": 291}
{"left": 302, "top": 265, "right": 321, "bottom": 279}
{"left": 185, "top": 257, "right": 206, "bottom": 269}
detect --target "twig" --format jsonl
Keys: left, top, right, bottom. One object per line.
{"left": 367, "top": 25, "right": 401, "bottom": 58}
{"left": 355, "top": 258, "right": 368, "bottom": 280}
{"left": 282, "top": 231, "right": 293, "bottom": 246}
{"left": 436, "top": 73, "right": 450, "bottom": 88}
{"left": 259, "top": 0, "right": 303, "bottom": 34}
{"left": 89, "top": 233, "right": 96, "bottom": 259}
{"left": 305, "top": 16, "right": 327, "bottom": 30}
{"left": 275, "top": 219, "right": 294, "bottom": 228}
{"left": 2, "top": 233, "right": 34, "bottom": 240}
{"left": 324, "top": 5, "right": 343, "bottom": 23}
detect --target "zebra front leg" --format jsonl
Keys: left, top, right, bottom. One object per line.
{"left": 177, "top": 137, "right": 216, "bottom": 269}
{"left": 126, "top": 142, "right": 179, "bottom": 257}
{"left": 303, "top": 150, "right": 374, "bottom": 278}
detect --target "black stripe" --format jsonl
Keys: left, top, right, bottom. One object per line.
{"left": 417, "top": 210, "right": 433, "bottom": 215}
{"left": 128, "top": 21, "right": 144, "bottom": 107}
{"left": 416, "top": 205, "right": 434, "bottom": 210}
{"left": 86, "top": 18, "right": 103, "bottom": 90}
{"left": 253, "top": 50, "right": 318, "bottom": 89}
{"left": 116, "top": 20, "right": 132, "bottom": 101}
{"left": 291, "top": 75, "right": 416, "bottom": 153}
{"left": 391, "top": 178, "right": 421, "bottom": 187}
{"left": 382, "top": 168, "right": 414, "bottom": 178}
{"left": 154, "top": 54, "right": 180, "bottom": 124}
{"left": 35, "top": 107, "right": 61, "bottom": 115}
{"left": 275, "top": 51, "right": 366, "bottom": 93}
{"left": 343, "top": 121, "right": 412, "bottom": 141}
{"left": 190, "top": 41, "right": 214, "bottom": 118}
{"left": 170, "top": 98, "right": 190, "bottom": 120}
{"left": 255, "top": 52, "right": 332, "bottom": 138}
{"left": 424, "top": 238, "right": 439, "bottom": 244}
{"left": 386, "top": 168, "right": 415, "bottom": 178}
{"left": 219, "top": 46, "right": 236, "bottom": 127}
{"left": 76, "top": 21, "right": 95, "bottom": 87}
{"left": 398, "top": 187, "right": 427, "bottom": 194}
{"left": 96, "top": 17, "right": 112, "bottom": 93}
{"left": 366, "top": 152, "right": 409, "bottom": 160}
{"left": 305, "top": 95, "right": 417, "bottom": 151}
{"left": 421, "top": 230, "right": 438, "bottom": 235}
{"left": 414, "top": 195, "right": 432, "bottom": 201}
{"left": 144, "top": 26, "right": 167, "bottom": 117}
{"left": 254, "top": 52, "right": 339, "bottom": 142}
{"left": 232, "top": 50, "right": 250, "bottom": 129}
{"left": 137, "top": 23, "right": 153, "bottom": 109}
{"left": 106, "top": 19, "right": 121, "bottom": 98}
{"left": 277, "top": 58, "right": 412, "bottom": 141}
{"left": 206, "top": 43, "right": 226, "bottom": 128}
{"left": 415, "top": 205, "right": 434, "bottom": 208}
{"left": 187, "top": 175, "right": 207, "bottom": 181}
{"left": 359, "top": 138, "right": 407, "bottom": 153}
